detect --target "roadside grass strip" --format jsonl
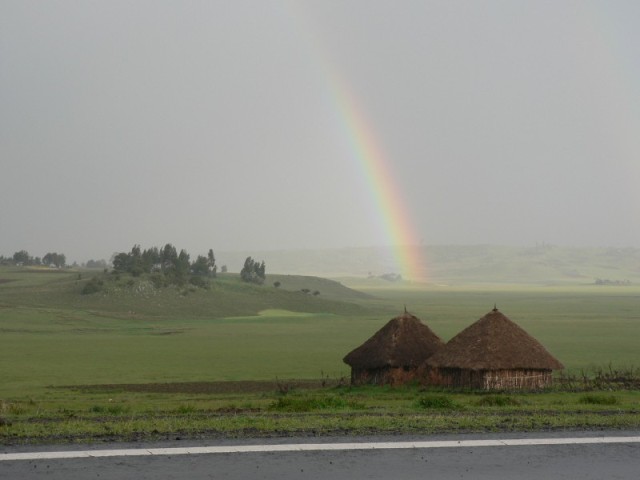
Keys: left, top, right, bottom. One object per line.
{"left": 2, "top": 436, "right": 640, "bottom": 461}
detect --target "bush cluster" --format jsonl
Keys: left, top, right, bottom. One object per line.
{"left": 81, "top": 277, "right": 104, "bottom": 295}
{"left": 415, "top": 395, "right": 461, "bottom": 410}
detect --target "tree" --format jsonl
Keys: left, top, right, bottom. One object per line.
{"left": 86, "top": 259, "right": 107, "bottom": 269}
{"left": 12, "top": 250, "right": 31, "bottom": 265}
{"left": 240, "top": 256, "right": 266, "bottom": 284}
{"left": 161, "top": 244, "right": 178, "bottom": 273}
{"left": 207, "top": 249, "right": 217, "bottom": 277}
{"left": 240, "top": 257, "right": 256, "bottom": 283}
{"left": 191, "top": 255, "right": 210, "bottom": 276}
{"left": 43, "top": 252, "right": 66, "bottom": 268}
{"left": 168, "top": 249, "right": 190, "bottom": 284}
{"left": 130, "top": 244, "right": 144, "bottom": 276}
{"left": 141, "top": 247, "right": 160, "bottom": 272}
{"left": 112, "top": 252, "right": 132, "bottom": 273}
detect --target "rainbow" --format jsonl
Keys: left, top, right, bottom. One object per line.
{"left": 326, "top": 71, "right": 427, "bottom": 282}
{"left": 286, "top": 4, "right": 428, "bottom": 281}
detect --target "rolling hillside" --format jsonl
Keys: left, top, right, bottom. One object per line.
{"left": 0, "top": 268, "right": 371, "bottom": 320}
{"left": 217, "top": 245, "right": 640, "bottom": 284}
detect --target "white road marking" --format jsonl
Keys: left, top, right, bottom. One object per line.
{"left": 1, "top": 436, "right": 639, "bottom": 461}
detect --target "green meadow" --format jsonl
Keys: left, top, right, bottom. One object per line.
{"left": 1, "top": 265, "right": 639, "bottom": 443}
{"left": 1, "top": 267, "right": 640, "bottom": 395}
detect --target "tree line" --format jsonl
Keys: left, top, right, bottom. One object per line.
{"left": 1, "top": 250, "right": 67, "bottom": 268}
{"left": 3, "top": 245, "right": 268, "bottom": 291}
{"left": 107, "top": 244, "right": 266, "bottom": 286}
{"left": 108, "top": 244, "right": 218, "bottom": 286}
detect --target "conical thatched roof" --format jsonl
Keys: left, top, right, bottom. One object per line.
{"left": 426, "top": 308, "right": 564, "bottom": 370}
{"left": 343, "top": 312, "right": 444, "bottom": 369}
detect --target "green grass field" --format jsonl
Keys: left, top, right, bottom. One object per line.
{"left": 1, "top": 266, "right": 639, "bottom": 396}
{"left": 1, "top": 265, "right": 639, "bottom": 443}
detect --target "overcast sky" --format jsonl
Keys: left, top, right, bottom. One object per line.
{"left": 2, "top": 1, "right": 640, "bottom": 262}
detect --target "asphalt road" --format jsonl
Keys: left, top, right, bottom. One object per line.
{"left": 2, "top": 432, "right": 639, "bottom": 480}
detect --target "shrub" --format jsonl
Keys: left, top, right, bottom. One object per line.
{"left": 578, "top": 394, "right": 619, "bottom": 405}
{"left": 89, "top": 404, "right": 130, "bottom": 415}
{"left": 189, "top": 275, "right": 209, "bottom": 289}
{"left": 416, "top": 395, "right": 461, "bottom": 409}
{"left": 81, "top": 277, "right": 104, "bottom": 295}
{"left": 149, "top": 273, "right": 167, "bottom": 288}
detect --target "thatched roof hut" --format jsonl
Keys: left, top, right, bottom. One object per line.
{"left": 343, "top": 311, "right": 444, "bottom": 386}
{"left": 426, "top": 307, "right": 564, "bottom": 390}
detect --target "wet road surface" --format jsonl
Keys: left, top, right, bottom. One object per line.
{"left": 2, "top": 431, "right": 639, "bottom": 479}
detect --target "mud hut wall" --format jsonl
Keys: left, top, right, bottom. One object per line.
{"left": 482, "top": 369, "right": 553, "bottom": 390}
{"left": 350, "top": 366, "right": 419, "bottom": 386}
{"left": 433, "top": 368, "right": 553, "bottom": 390}
{"left": 416, "top": 365, "right": 445, "bottom": 386}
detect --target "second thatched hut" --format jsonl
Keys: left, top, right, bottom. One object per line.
{"left": 343, "top": 311, "right": 444, "bottom": 386}
{"left": 425, "top": 307, "right": 564, "bottom": 390}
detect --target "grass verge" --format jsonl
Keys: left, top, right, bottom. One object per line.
{"left": 1, "top": 382, "right": 639, "bottom": 445}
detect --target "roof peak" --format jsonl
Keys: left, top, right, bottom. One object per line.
{"left": 426, "top": 308, "right": 564, "bottom": 370}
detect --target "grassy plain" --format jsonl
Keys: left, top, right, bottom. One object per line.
{"left": 1, "top": 266, "right": 639, "bottom": 443}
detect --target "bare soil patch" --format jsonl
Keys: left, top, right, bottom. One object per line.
{"left": 62, "top": 379, "right": 344, "bottom": 394}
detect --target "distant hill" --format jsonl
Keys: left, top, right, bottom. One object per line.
{"left": 265, "top": 273, "right": 371, "bottom": 300}
{"left": 0, "top": 267, "right": 371, "bottom": 320}
{"left": 217, "top": 245, "right": 640, "bottom": 284}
